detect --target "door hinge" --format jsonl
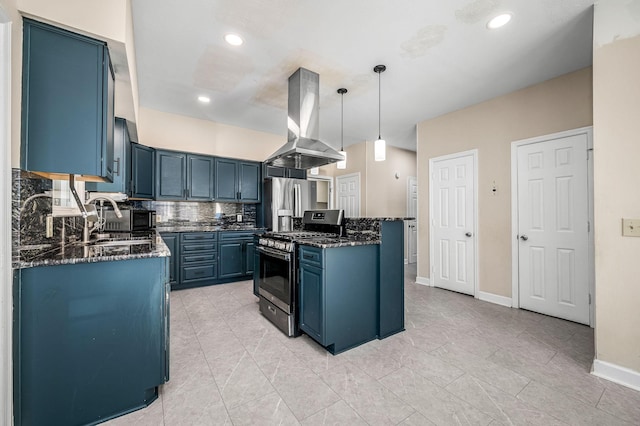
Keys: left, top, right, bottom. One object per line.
{"left": 589, "top": 293, "right": 592, "bottom": 305}
{"left": 588, "top": 221, "right": 591, "bottom": 232}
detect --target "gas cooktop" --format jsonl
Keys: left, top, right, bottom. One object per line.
{"left": 263, "top": 231, "right": 338, "bottom": 241}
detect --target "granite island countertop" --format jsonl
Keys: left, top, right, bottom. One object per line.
{"left": 13, "top": 231, "right": 171, "bottom": 269}
{"left": 297, "top": 236, "right": 381, "bottom": 249}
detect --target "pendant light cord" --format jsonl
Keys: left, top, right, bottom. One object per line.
{"left": 341, "top": 92, "right": 344, "bottom": 151}
{"left": 378, "top": 70, "right": 381, "bottom": 140}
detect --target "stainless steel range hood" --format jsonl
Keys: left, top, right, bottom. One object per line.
{"left": 265, "top": 68, "right": 344, "bottom": 169}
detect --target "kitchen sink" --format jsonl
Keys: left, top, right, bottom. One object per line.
{"left": 92, "top": 239, "right": 153, "bottom": 248}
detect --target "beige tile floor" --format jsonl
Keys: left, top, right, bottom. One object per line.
{"left": 105, "top": 265, "right": 640, "bottom": 425}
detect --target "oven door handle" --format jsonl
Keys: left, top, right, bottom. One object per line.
{"left": 256, "top": 246, "right": 292, "bottom": 261}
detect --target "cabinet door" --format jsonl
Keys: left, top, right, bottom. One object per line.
{"left": 130, "top": 144, "right": 155, "bottom": 199}
{"left": 244, "top": 241, "right": 255, "bottom": 275}
{"left": 299, "top": 263, "right": 325, "bottom": 344}
{"left": 87, "top": 117, "right": 128, "bottom": 193}
{"left": 239, "top": 161, "right": 261, "bottom": 202}
{"left": 103, "top": 51, "right": 115, "bottom": 183}
{"left": 218, "top": 241, "right": 244, "bottom": 279}
{"left": 21, "top": 19, "right": 112, "bottom": 179}
{"left": 161, "top": 233, "right": 179, "bottom": 286}
{"left": 156, "top": 150, "right": 187, "bottom": 200}
{"left": 187, "top": 154, "right": 214, "bottom": 200}
{"left": 215, "top": 158, "right": 238, "bottom": 201}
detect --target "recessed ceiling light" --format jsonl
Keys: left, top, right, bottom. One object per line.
{"left": 198, "top": 95, "right": 211, "bottom": 103}
{"left": 224, "top": 33, "right": 243, "bottom": 46}
{"left": 487, "top": 13, "right": 512, "bottom": 30}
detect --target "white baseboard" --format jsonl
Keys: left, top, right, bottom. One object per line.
{"left": 477, "top": 291, "right": 512, "bottom": 308}
{"left": 592, "top": 359, "right": 640, "bottom": 392}
{"left": 416, "top": 276, "right": 431, "bottom": 286}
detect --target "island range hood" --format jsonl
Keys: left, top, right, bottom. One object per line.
{"left": 265, "top": 68, "right": 345, "bottom": 169}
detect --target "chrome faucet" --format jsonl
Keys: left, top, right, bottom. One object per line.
{"left": 86, "top": 194, "right": 123, "bottom": 219}
{"left": 82, "top": 194, "right": 123, "bottom": 243}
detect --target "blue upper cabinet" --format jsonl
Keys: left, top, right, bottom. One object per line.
{"left": 21, "top": 18, "right": 114, "bottom": 181}
{"left": 239, "top": 162, "right": 261, "bottom": 202}
{"left": 215, "top": 158, "right": 261, "bottom": 202}
{"left": 86, "top": 117, "right": 129, "bottom": 193}
{"left": 130, "top": 143, "right": 155, "bottom": 199}
{"left": 215, "top": 158, "right": 238, "bottom": 201}
{"left": 156, "top": 150, "right": 215, "bottom": 201}
{"left": 187, "top": 154, "right": 214, "bottom": 200}
{"left": 156, "top": 150, "right": 187, "bottom": 200}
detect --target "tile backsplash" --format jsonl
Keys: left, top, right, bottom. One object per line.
{"left": 12, "top": 168, "right": 258, "bottom": 258}
{"left": 134, "top": 201, "right": 256, "bottom": 226}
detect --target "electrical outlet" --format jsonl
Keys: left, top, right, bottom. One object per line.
{"left": 491, "top": 181, "right": 498, "bottom": 196}
{"left": 45, "top": 215, "right": 54, "bottom": 238}
{"left": 156, "top": 215, "right": 162, "bottom": 223}
{"left": 622, "top": 219, "right": 640, "bottom": 237}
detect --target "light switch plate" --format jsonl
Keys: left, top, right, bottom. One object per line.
{"left": 622, "top": 219, "right": 640, "bottom": 237}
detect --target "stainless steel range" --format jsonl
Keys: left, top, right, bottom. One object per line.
{"left": 256, "top": 209, "right": 345, "bottom": 336}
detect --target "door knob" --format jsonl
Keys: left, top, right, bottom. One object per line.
{"left": 520, "top": 235, "right": 528, "bottom": 241}
{"left": 465, "top": 232, "right": 472, "bottom": 237}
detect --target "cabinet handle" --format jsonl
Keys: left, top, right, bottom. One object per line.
{"left": 303, "top": 254, "right": 315, "bottom": 260}
{"left": 267, "top": 305, "right": 276, "bottom": 315}
{"left": 237, "top": 191, "right": 241, "bottom": 200}
{"left": 114, "top": 157, "right": 120, "bottom": 176}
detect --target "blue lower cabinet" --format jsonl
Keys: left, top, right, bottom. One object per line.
{"left": 298, "top": 244, "right": 378, "bottom": 354}
{"left": 299, "top": 262, "right": 325, "bottom": 343}
{"left": 161, "top": 233, "right": 179, "bottom": 286}
{"left": 163, "top": 231, "right": 261, "bottom": 289}
{"left": 218, "top": 231, "right": 259, "bottom": 280}
{"left": 13, "top": 257, "right": 169, "bottom": 426}
{"left": 178, "top": 232, "right": 217, "bottom": 288}
{"left": 218, "top": 241, "right": 244, "bottom": 279}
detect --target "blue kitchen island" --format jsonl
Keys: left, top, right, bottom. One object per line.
{"left": 13, "top": 235, "right": 170, "bottom": 426}
{"left": 297, "top": 218, "right": 406, "bottom": 354}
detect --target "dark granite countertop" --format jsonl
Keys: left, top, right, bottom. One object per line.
{"left": 156, "top": 223, "right": 266, "bottom": 233}
{"left": 14, "top": 231, "right": 170, "bottom": 269}
{"left": 298, "top": 235, "right": 381, "bottom": 249}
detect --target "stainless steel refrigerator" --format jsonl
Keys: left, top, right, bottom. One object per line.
{"left": 264, "top": 178, "right": 318, "bottom": 231}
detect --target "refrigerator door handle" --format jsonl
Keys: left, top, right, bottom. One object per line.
{"left": 293, "top": 184, "right": 300, "bottom": 217}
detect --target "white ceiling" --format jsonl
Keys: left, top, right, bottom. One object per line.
{"left": 131, "top": 0, "right": 594, "bottom": 153}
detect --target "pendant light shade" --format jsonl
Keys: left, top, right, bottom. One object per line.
{"left": 336, "top": 88, "right": 348, "bottom": 169}
{"left": 374, "top": 138, "right": 386, "bottom": 161}
{"left": 374, "top": 65, "right": 386, "bottom": 162}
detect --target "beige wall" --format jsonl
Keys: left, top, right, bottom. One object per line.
{"left": 320, "top": 140, "right": 416, "bottom": 217}
{"left": 416, "top": 68, "right": 593, "bottom": 295}
{"left": 2, "top": 0, "right": 21, "bottom": 168}
{"left": 138, "top": 107, "right": 284, "bottom": 162}
{"left": 593, "top": 1, "right": 640, "bottom": 373}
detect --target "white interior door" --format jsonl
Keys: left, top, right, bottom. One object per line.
{"left": 430, "top": 152, "right": 476, "bottom": 295}
{"left": 336, "top": 173, "right": 360, "bottom": 218}
{"left": 516, "top": 134, "right": 589, "bottom": 324}
{"left": 407, "top": 176, "right": 417, "bottom": 264}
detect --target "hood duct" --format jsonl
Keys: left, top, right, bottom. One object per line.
{"left": 265, "top": 68, "right": 345, "bottom": 169}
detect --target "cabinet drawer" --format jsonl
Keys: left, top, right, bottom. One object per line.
{"left": 219, "top": 231, "right": 256, "bottom": 241}
{"left": 182, "top": 253, "right": 216, "bottom": 264}
{"left": 299, "top": 246, "right": 323, "bottom": 268}
{"left": 181, "top": 243, "right": 216, "bottom": 252}
{"left": 181, "top": 264, "right": 217, "bottom": 282}
{"left": 181, "top": 232, "right": 217, "bottom": 242}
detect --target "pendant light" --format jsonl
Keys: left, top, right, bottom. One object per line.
{"left": 373, "top": 64, "right": 386, "bottom": 162}
{"left": 336, "top": 88, "right": 348, "bottom": 169}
